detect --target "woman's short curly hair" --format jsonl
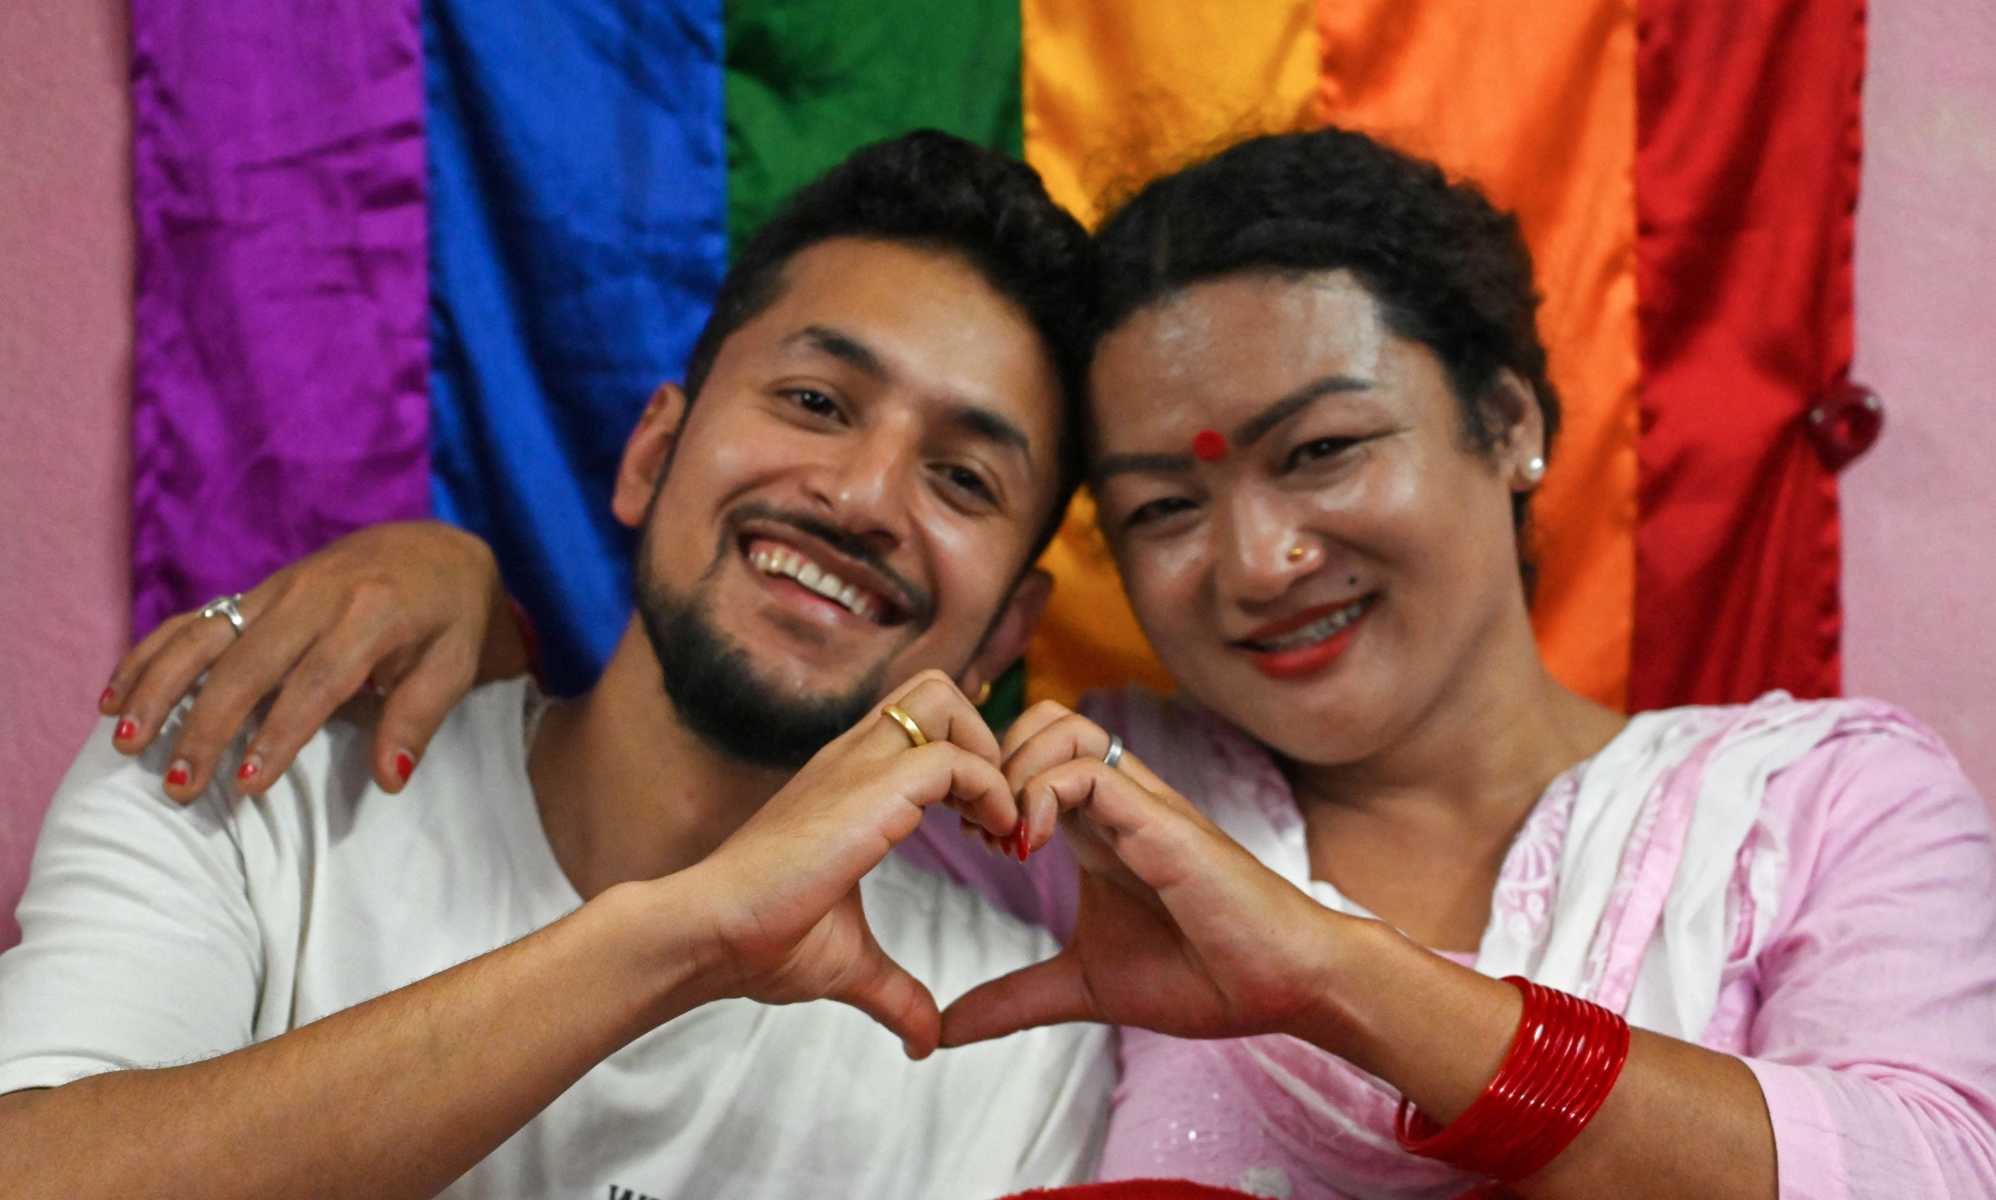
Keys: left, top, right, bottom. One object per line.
{"left": 1090, "top": 127, "right": 1560, "bottom": 590}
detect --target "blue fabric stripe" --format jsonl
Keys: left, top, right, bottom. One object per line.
{"left": 425, "top": 0, "right": 728, "bottom": 691}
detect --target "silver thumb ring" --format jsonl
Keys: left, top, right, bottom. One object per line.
{"left": 1102, "top": 733, "right": 1124, "bottom": 769}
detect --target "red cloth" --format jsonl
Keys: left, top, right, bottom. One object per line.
{"left": 1631, "top": 0, "right": 1867, "bottom": 708}
{"left": 999, "top": 1182, "right": 1259, "bottom": 1200}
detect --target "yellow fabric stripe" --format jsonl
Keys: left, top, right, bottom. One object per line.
{"left": 1020, "top": 0, "right": 1321, "bottom": 706}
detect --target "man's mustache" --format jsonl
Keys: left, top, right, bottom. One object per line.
{"left": 720, "top": 502, "right": 934, "bottom": 625}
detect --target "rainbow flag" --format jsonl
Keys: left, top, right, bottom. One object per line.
{"left": 128, "top": 0, "right": 1867, "bottom": 711}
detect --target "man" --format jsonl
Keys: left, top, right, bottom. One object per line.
{"left": 0, "top": 132, "right": 1113, "bottom": 1198}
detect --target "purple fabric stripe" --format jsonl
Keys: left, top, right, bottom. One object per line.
{"left": 129, "top": 1, "right": 429, "bottom": 634}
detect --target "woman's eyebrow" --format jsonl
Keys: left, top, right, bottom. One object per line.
{"left": 1092, "top": 374, "right": 1374, "bottom": 483}
{"left": 1093, "top": 450, "right": 1196, "bottom": 482}
{"left": 1231, "top": 374, "right": 1373, "bottom": 448}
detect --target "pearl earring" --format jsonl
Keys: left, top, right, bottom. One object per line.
{"left": 1523, "top": 455, "right": 1547, "bottom": 485}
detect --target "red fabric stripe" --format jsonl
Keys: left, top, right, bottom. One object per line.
{"left": 1631, "top": 0, "right": 1866, "bottom": 708}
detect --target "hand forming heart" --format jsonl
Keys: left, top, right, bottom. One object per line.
{"left": 689, "top": 682, "right": 1345, "bottom": 1061}
{"left": 940, "top": 700, "right": 1347, "bottom": 1050}
{"left": 687, "top": 670, "right": 1024, "bottom": 1059}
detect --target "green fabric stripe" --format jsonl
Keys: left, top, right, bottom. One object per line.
{"left": 724, "top": 0, "right": 1024, "bottom": 250}
{"left": 724, "top": 1, "right": 1030, "bottom": 724}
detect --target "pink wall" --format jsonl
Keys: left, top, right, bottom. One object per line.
{"left": 1843, "top": 3, "right": 1996, "bottom": 798}
{"left": 0, "top": 0, "right": 133, "bottom": 949}
{"left": 0, "top": 4, "right": 1989, "bottom": 947}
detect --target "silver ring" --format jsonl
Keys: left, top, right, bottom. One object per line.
{"left": 197, "top": 593, "right": 247, "bottom": 638}
{"left": 1102, "top": 733, "right": 1124, "bottom": 769}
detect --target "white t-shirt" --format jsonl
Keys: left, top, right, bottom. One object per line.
{"left": 0, "top": 680, "right": 1113, "bottom": 1199}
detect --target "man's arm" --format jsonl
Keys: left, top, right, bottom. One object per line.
{"left": 2, "top": 880, "right": 719, "bottom": 1199}
{"left": 3, "top": 670, "right": 1013, "bottom": 1190}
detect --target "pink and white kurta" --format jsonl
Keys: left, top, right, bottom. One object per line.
{"left": 904, "top": 690, "right": 1996, "bottom": 1199}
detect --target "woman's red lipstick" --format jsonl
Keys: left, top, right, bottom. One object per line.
{"left": 1236, "top": 599, "right": 1371, "bottom": 680}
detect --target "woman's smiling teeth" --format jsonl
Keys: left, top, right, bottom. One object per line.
{"left": 1246, "top": 597, "right": 1372, "bottom": 652}
{"left": 748, "top": 544, "right": 883, "bottom": 622}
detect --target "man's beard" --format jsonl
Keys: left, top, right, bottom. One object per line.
{"left": 637, "top": 566, "right": 890, "bottom": 771}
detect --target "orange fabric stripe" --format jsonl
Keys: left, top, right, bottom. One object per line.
{"left": 1020, "top": 0, "right": 1321, "bottom": 706}
{"left": 1313, "top": 0, "right": 1640, "bottom": 709}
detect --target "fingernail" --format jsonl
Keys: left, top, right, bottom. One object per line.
{"left": 98, "top": 687, "right": 117, "bottom": 710}
{"left": 1014, "top": 824, "right": 1031, "bottom": 863}
{"left": 236, "top": 757, "right": 262, "bottom": 786}
{"left": 165, "top": 760, "right": 190, "bottom": 789}
{"left": 114, "top": 718, "right": 137, "bottom": 742}
{"left": 393, "top": 750, "right": 415, "bottom": 782}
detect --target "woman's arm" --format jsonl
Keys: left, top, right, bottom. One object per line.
{"left": 948, "top": 702, "right": 1996, "bottom": 1199}
{"left": 1293, "top": 921, "right": 1777, "bottom": 1198}
{"left": 98, "top": 521, "right": 526, "bottom": 801}
{"left": 1725, "top": 719, "right": 1996, "bottom": 1198}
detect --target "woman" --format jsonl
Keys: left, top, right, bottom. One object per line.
{"left": 98, "top": 128, "right": 1996, "bottom": 1198}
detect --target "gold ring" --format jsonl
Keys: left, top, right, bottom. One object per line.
{"left": 881, "top": 705, "right": 928, "bottom": 748}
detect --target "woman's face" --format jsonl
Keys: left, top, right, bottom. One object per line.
{"left": 1088, "top": 270, "right": 1539, "bottom": 765}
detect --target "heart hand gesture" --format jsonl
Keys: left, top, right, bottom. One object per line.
{"left": 689, "top": 671, "right": 1021, "bottom": 1058}
{"left": 941, "top": 701, "right": 1346, "bottom": 1049}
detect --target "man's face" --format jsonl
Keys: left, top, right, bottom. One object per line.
{"left": 631, "top": 238, "right": 1065, "bottom": 767}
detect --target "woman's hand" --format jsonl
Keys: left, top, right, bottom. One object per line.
{"left": 940, "top": 700, "right": 1352, "bottom": 1048}
{"left": 98, "top": 521, "right": 524, "bottom": 801}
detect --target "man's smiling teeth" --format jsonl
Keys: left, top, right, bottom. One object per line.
{"left": 749, "top": 546, "right": 880, "bottom": 620}
{"left": 1250, "top": 597, "right": 1370, "bottom": 651}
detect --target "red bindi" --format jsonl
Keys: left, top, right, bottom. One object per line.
{"left": 1191, "top": 429, "right": 1228, "bottom": 462}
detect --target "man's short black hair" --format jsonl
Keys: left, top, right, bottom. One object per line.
{"left": 1091, "top": 127, "right": 1560, "bottom": 593}
{"left": 681, "top": 130, "right": 1095, "bottom": 556}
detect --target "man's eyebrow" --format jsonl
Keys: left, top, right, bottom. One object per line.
{"left": 948, "top": 404, "right": 1034, "bottom": 468}
{"left": 781, "top": 324, "right": 888, "bottom": 378}
{"left": 1231, "top": 374, "right": 1373, "bottom": 448}
{"left": 781, "top": 324, "right": 1034, "bottom": 468}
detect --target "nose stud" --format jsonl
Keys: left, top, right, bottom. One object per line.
{"left": 1287, "top": 545, "right": 1307, "bottom": 563}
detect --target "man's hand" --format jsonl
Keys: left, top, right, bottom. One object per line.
{"left": 687, "top": 671, "right": 1023, "bottom": 1058}
{"left": 98, "top": 521, "right": 520, "bottom": 802}
{"left": 939, "top": 700, "right": 1346, "bottom": 1049}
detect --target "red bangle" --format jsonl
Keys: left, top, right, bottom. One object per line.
{"left": 1395, "top": 976, "right": 1631, "bottom": 1184}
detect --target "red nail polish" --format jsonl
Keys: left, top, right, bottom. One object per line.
{"left": 1014, "top": 825, "right": 1030, "bottom": 863}
{"left": 394, "top": 751, "right": 415, "bottom": 782}
{"left": 166, "top": 765, "right": 189, "bottom": 788}
{"left": 99, "top": 687, "right": 117, "bottom": 709}
{"left": 236, "top": 760, "right": 260, "bottom": 783}
{"left": 115, "top": 719, "right": 137, "bottom": 742}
